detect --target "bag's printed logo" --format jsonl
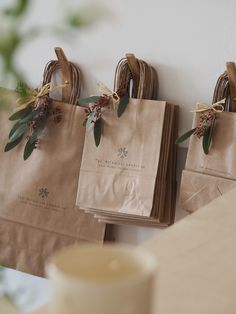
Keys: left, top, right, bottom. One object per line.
{"left": 118, "top": 147, "right": 128, "bottom": 159}
{"left": 38, "top": 188, "right": 49, "bottom": 199}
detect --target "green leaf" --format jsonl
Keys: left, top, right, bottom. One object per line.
{"left": 29, "top": 115, "right": 48, "bottom": 144}
{"left": 94, "top": 119, "right": 102, "bottom": 147}
{"left": 202, "top": 119, "right": 215, "bottom": 155}
{"left": 23, "top": 139, "right": 36, "bottom": 160}
{"left": 78, "top": 96, "right": 100, "bottom": 105}
{"left": 175, "top": 128, "right": 197, "bottom": 144}
{"left": 117, "top": 94, "right": 129, "bottom": 117}
{"left": 9, "top": 121, "right": 21, "bottom": 138}
{"left": 23, "top": 109, "right": 49, "bottom": 160}
{"left": 20, "top": 108, "right": 39, "bottom": 124}
{"left": 86, "top": 110, "right": 96, "bottom": 126}
{"left": 202, "top": 127, "right": 211, "bottom": 155}
{"left": 4, "top": 135, "right": 24, "bottom": 152}
{"left": 9, "top": 106, "right": 32, "bottom": 121}
{"left": 8, "top": 123, "right": 27, "bottom": 143}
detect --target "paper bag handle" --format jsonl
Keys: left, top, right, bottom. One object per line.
{"left": 226, "top": 62, "right": 236, "bottom": 112}
{"left": 54, "top": 47, "right": 72, "bottom": 102}
{"left": 126, "top": 53, "right": 140, "bottom": 92}
{"left": 212, "top": 71, "right": 230, "bottom": 111}
{"left": 114, "top": 54, "right": 159, "bottom": 100}
{"left": 42, "top": 48, "right": 81, "bottom": 105}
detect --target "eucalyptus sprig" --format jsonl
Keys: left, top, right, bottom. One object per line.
{"left": 175, "top": 109, "right": 216, "bottom": 155}
{"left": 4, "top": 82, "right": 57, "bottom": 160}
{"left": 78, "top": 84, "right": 129, "bottom": 147}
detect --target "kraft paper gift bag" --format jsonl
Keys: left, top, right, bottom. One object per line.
{"left": 77, "top": 55, "right": 178, "bottom": 226}
{"left": 0, "top": 48, "right": 106, "bottom": 276}
{"left": 91, "top": 103, "right": 178, "bottom": 227}
{"left": 179, "top": 62, "right": 236, "bottom": 213}
{"left": 78, "top": 98, "right": 166, "bottom": 216}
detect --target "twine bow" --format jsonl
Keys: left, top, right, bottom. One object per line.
{"left": 97, "top": 82, "right": 120, "bottom": 108}
{"left": 16, "top": 83, "right": 67, "bottom": 111}
{"left": 191, "top": 98, "right": 226, "bottom": 113}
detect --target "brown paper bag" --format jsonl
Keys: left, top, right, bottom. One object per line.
{"left": 77, "top": 55, "right": 178, "bottom": 226}
{"left": 82, "top": 102, "right": 178, "bottom": 227}
{"left": 180, "top": 111, "right": 236, "bottom": 212}
{"left": 0, "top": 50, "right": 106, "bottom": 276}
{"left": 179, "top": 62, "right": 236, "bottom": 213}
{"left": 77, "top": 98, "right": 167, "bottom": 217}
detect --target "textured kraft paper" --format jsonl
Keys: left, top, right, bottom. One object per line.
{"left": 180, "top": 111, "right": 236, "bottom": 212}
{"left": 0, "top": 101, "right": 106, "bottom": 276}
{"left": 77, "top": 99, "right": 166, "bottom": 217}
{"left": 180, "top": 169, "right": 236, "bottom": 212}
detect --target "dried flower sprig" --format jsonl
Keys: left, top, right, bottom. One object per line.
{"left": 4, "top": 82, "right": 62, "bottom": 160}
{"left": 176, "top": 99, "right": 225, "bottom": 154}
{"left": 78, "top": 83, "right": 129, "bottom": 146}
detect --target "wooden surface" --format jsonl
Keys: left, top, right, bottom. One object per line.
{"left": 141, "top": 186, "right": 236, "bottom": 314}
{"left": 32, "top": 187, "right": 236, "bottom": 314}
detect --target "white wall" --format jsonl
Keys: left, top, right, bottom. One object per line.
{"left": 2, "top": 0, "right": 236, "bottom": 243}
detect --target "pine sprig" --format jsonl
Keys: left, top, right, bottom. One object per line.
{"left": 15, "top": 81, "right": 31, "bottom": 98}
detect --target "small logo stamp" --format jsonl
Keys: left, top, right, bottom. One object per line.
{"left": 38, "top": 188, "right": 49, "bottom": 199}
{"left": 117, "top": 147, "right": 128, "bottom": 159}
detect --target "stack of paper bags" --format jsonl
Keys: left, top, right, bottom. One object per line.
{"left": 76, "top": 54, "right": 179, "bottom": 227}
{"left": 76, "top": 99, "right": 179, "bottom": 227}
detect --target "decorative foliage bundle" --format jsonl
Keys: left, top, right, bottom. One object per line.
{"left": 176, "top": 99, "right": 225, "bottom": 154}
{"left": 4, "top": 82, "right": 62, "bottom": 160}
{"left": 79, "top": 83, "right": 129, "bottom": 146}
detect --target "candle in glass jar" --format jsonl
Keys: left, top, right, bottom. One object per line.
{"left": 46, "top": 244, "right": 157, "bottom": 314}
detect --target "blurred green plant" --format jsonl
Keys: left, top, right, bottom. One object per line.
{"left": 0, "top": 0, "right": 102, "bottom": 91}
{"left": 0, "top": 1, "right": 29, "bottom": 83}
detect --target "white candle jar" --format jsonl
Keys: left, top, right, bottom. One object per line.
{"left": 46, "top": 244, "right": 157, "bottom": 314}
